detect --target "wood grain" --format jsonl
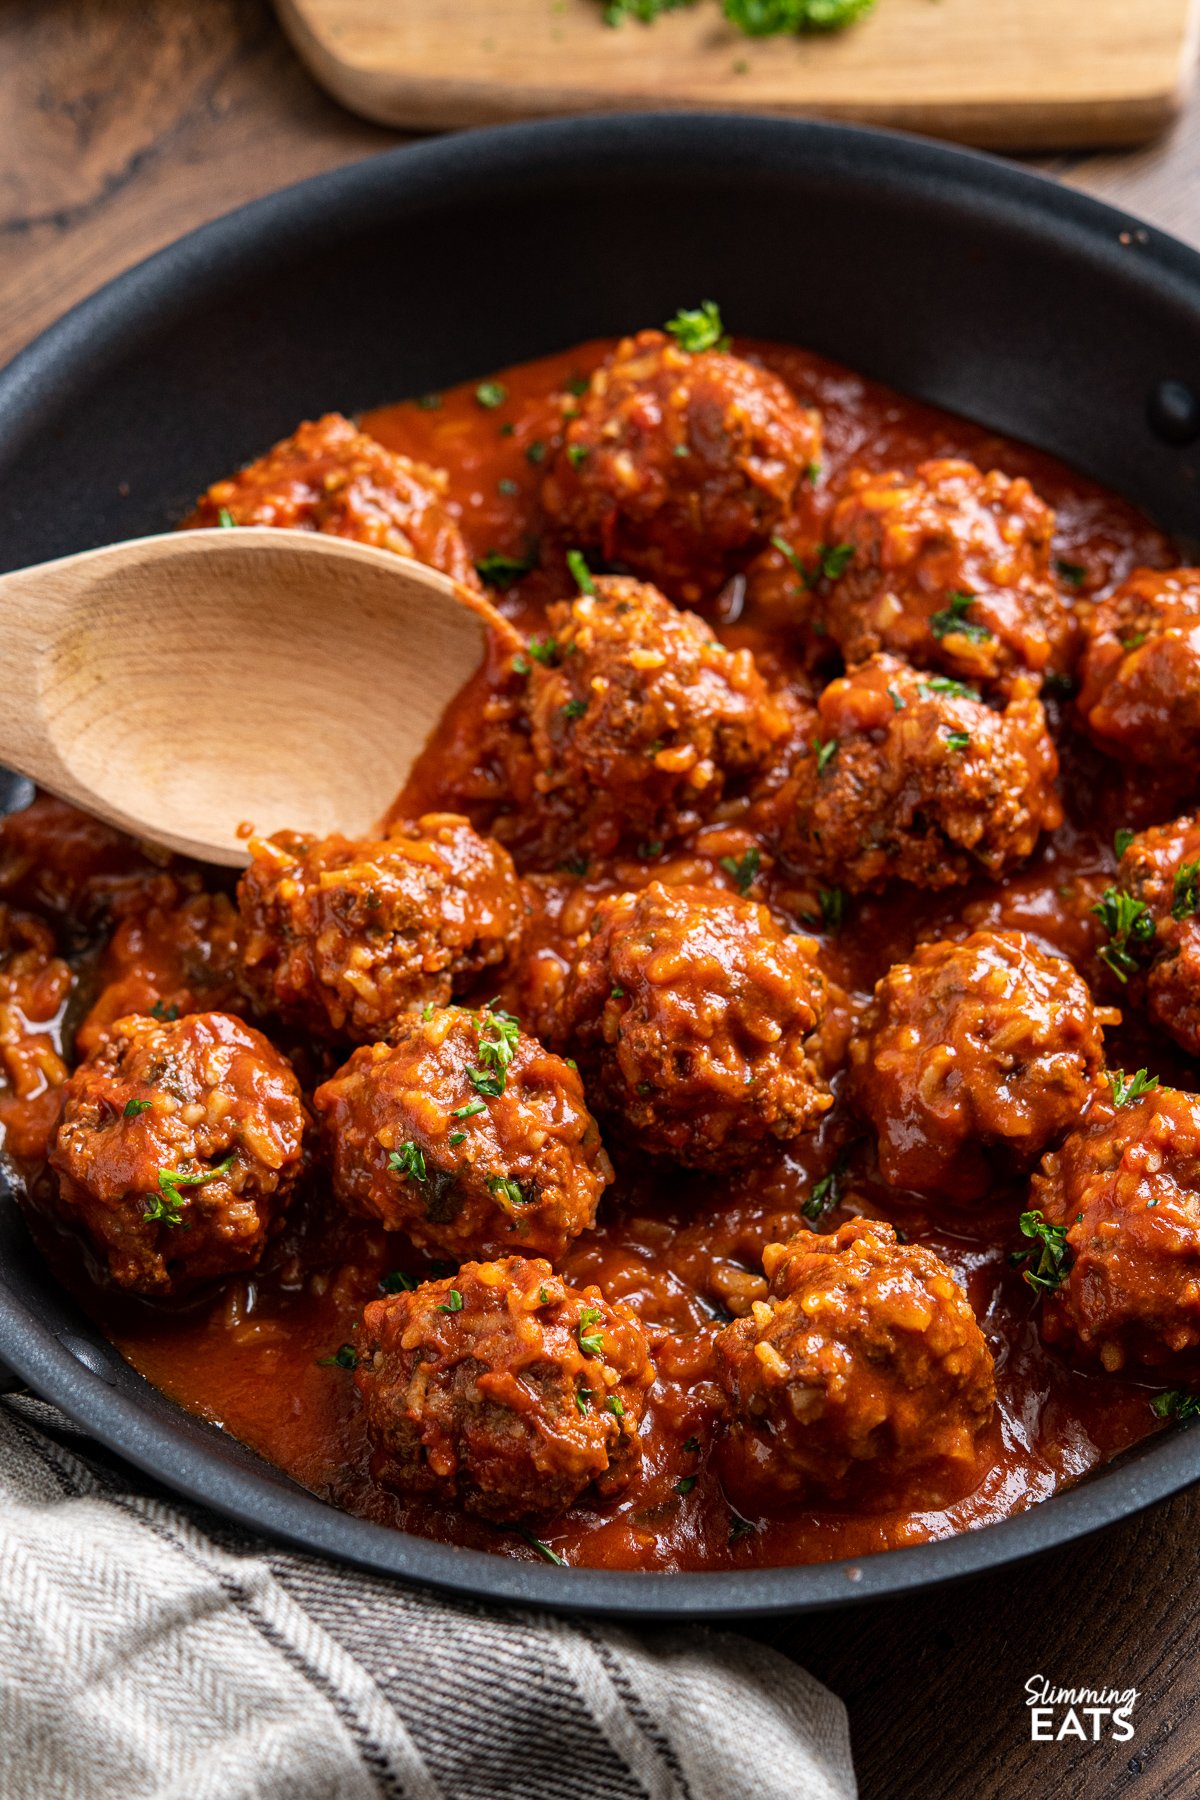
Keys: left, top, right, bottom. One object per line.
{"left": 277, "top": 0, "right": 1200, "bottom": 150}
{"left": 3, "top": 5, "right": 1200, "bottom": 1796}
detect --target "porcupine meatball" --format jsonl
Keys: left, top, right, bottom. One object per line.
{"left": 1030, "top": 1084, "right": 1200, "bottom": 1374}
{"left": 1076, "top": 567, "right": 1200, "bottom": 766}
{"left": 48, "top": 1012, "right": 307, "bottom": 1296}
{"left": 355, "top": 1256, "right": 655, "bottom": 1520}
{"left": 715, "top": 1218, "right": 995, "bottom": 1505}
{"left": 822, "top": 459, "right": 1071, "bottom": 688}
{"left": 525, "top": 575, "right": 788, "bottom": 854}
{"left": 314, "top": 1006, "right": 611, "bottom": 1261}
{"left": 541, "top": 329, "right": 822, "bottom": 605}
{"left": 1104, "top": 815, "right": 1200, "bottom": 1054}
{"left": 776, "top": 653, "right": 1061, "bottom": 892}
{"left": 555, "top": 881, "right": 831, "bottom": 1171}
{"left": 188, "top": 412, "right": 481, "bottom": 590}
{"left": 849, "top": 931, "right": 1114, "bottom": 1201}
{"left": 238, "top": 814, "right": 526, "bottom": 1043}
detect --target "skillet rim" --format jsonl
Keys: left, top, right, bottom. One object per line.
{"left": 1, "top": 110, "right": 1199, "bottom": 1617}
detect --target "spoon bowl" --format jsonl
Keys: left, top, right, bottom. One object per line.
{"left": 0, "top": 529, "right": 511, "bottom": 865}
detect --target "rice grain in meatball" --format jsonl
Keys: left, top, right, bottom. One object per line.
{"left": 823, "top": 459, "right": 1070, "bottom": 689}
{"left": 239, "top": 814, "right": 526, "bottom": 1042}
{"left": 48, "top": 1011, "right": 307, "bottom": 1296}
{"left": 714, "top": 1218, "right": 995, "bottom": 1505}
{"left": 1031, "top": 1084, "right": 1200, "bottom": 1375}
{"left": 775, "top": 653, "right": 1061, "bottom": 891}
{"left": 526, "top": 575, "right": 787, "bottom": 854}
{"left": 541, "top": 330, "right": 822, "bottom": 605}
{"left": 556, "top": 881, "right": 831, "bottom": 1170}
{"left": 314, "top": 1006, "right": 611, "bottom": 1261}
{"left": 355, "top": 1256, "right": 655, "bottom": 1519}
{"left": 849, "top": 930, "right": 1114, "bottom": 1200}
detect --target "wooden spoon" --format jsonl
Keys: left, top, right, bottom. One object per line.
{"left": 0, "top": 528, "right": 514, "bottom": 867}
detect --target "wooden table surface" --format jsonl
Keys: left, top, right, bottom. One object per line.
{"left": 3, "top": 5, "right": 1199, "bottom": 1796}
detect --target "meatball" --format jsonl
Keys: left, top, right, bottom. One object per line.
{"left": 1031, "top": 1085, "right": 1200, "bottom": 1374}
{"left": 849, "top": 931, "right": 1114, "bottom": 1200}
{"left": 555, "top": 881, "right": 831, "bottom": 1170}
{"left": 823, "top": 459, "right": 1070, "bottom": 688}
{"left": 239, "top": 814, "right": 526, "bottom": 1043}
{"left": 314, "top": 1007, "right": 611, "bottom": 1261}
{"left": 48, "top": 1012, "right": 307, "bottom": 1296}
{"left": 526, "top": 575, "right": 787, "bottom": 854}
{"left": 76, "top": 887, "right": 247, "bottom": 1060}
{"left": 1076, "top": 567, "right": 1200, "bottom": 766}
{"left": 355, "top": 1256, "right": 655, "bottom": 1520}
{"left": 541, "top": 330, "right": 822, "bottom": 605}
{"left": 188, "top": 412, "right": 480, "bottom": 590}
{"left": 714, "top": 1218, "right": 995, "bottom": 1505}
{"left": 775, "top": 653, "right": 1061, "bottom": 891}
{"left": 1107, "top": 815, "right": 1200, "bottom": 1053}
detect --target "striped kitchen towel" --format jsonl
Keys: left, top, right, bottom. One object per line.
{"left": 0, "top": 1395, "right": 855, "bottom": 1800}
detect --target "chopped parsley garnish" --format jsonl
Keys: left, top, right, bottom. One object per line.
{"left": 664, "top": 300, "right": 728, "bottom": 353}
{"left": 575, "top": 1388, "right": 592, "bottom": 1413}
{"left": 498, "top": 476, "right": 520, "bottom": 497}
{"left": 475, "top": 545, "right": 539, "bottom": 589}
{"left": 511, "top": 655, "right": 530, "bottom": 676}
{"left": 217, "top": 507, "right": 237, "bottom": 529}
{"left": 1151, "top": 1389, "right": 1200, "bottom": 1422}
{"left": 720, "top": 846, "right": 761, "bottom": 895}
{"left": 566, "top": 443, "right": 590, "bottom": 469}
{"left": 561, "top": 697, "right": 588, "bottom": 721}
{"left": 770, "top": 536, "right": 853, "bottom": 590}
{"left": 944, "top": 730, "right": 971, "bottom": 752}
{"left": 728, "top": 1515, "right": 758, "bottom": 1544}
{"left": 605, "top": 1394, "right": 625, "bottom": 1418}
{"left": 819, "top": 886, "right": 846, "bottom": 931}
{"left": 1055, "top": 558, "right": 1087, "bottom": 587}
{"left": 414, "top": 392, "right": 441, "bottom": 409}
{"left": 802, "top": 1148, "right": 847, "bottom": 1222}
{"left": 559, "top": 855, "right": 590, "bottom": 878}
{"left": 475, "top": 380, "right": 507, "bottom": 409}
{"left": 1091, "top": 886, "right": 1155, "bottom": 982}
{"left": 123, "top": 1098, "right": 151, "bottom": 1119}
{"left": 578, "top": 1306, "right": 605, "bottom": 1357}
{"left": 448, "top": 1131, "right": 467, "bottom": 1147}
{"left": 813, "top": 736, "right": 838, "bottom": 775}
{"left": 920, "top": 676, "right": 980, "bottom": 701}
{"left": 722, "top": 0, "right": 875, "bottom": 31}
{"left": 528, "top": 635, "right": 558, "bottom": 664}
{"left": 566, "top": 548, "right": 596, "bottom": 595}
{"left": 639, "top": 839, "right": 665, "bottom": 858}
{"left": 1173, "top": 860, "right": 1200, "bottom": 920}
{"left": 1107, "top": 1067, "right": 1159, "bottom": 1107}
{"left": 525, "top": 440, "right": 547, "bottom": 465}
{"left": 317, "top": 1343, "right": 358, "bottom": 1369}
{"left": 514, "top": 1527, "right": 567, "bottom": 1565}
{"left": 149, "top": 1000, "right": 179, "bottom": 1022}
{"left": 145, "top": 1155, "right": 233, "bottom": 1228}
{"left": 388, "top": 1142, "right": 427, "bottom": 1182}
{"left": 380, "top": 1270, "right": 417, "bottom": 1294}
{"left": 452, "top": 1098, "right": 488, "bottom": 1120}
{"left": 887, "top": 684, "right": 907, "bottom": 712}
{"left": 487, "top": 1174, "right": 530, "bottom": 1207}
{"left": 1122, "top": 631, "right": 1149, "bottom": 651}
{"left": 674, "top": 1475, "right": 697, "bottom": 1495}
{"left": 1114, "top": 828, "right": 1136, "bottom": 860}
{"left": 566, "top": 373, "right": 591, "bottom": 397}
{"left": 466, "top": 1009, "right": 521, "bottom": 1099}
{"left": 437, "top": 1288, "right": 464, "bottom": 1314}
{"left": 929, "top": 590, "right": 993, "bottom": 644}
{"left": 1011, "top": 1209, "right": 1071, "bottom": 1295}
{"left": 683, "top": 1436, "right": 700, "bottom": 1454}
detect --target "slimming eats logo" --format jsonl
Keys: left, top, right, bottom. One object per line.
{"left": 1026, "top": 1675, "right": 1138, "bottom": 1743}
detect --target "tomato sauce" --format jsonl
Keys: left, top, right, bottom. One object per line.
{"left": 0, "top": 338, "right": 1185, "bottom": 1572}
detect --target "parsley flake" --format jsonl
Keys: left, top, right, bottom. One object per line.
{"left": 452, "top": 1098, "right": 488, "bottom": 1120}
{"left": 566, "top": 548, "right": 596, "bottom": 595}
{"left": 813, "top": 736, "right": 838, "bottom": 775}
{"left": 388, "top": 1142, "right": 427, "bottom": 1182}
{"left": 317, "top": 1343, "right": 358, "bottom": 1369}
{"left": 1151, "top": 1389, "right": 1200, "bottom": 1422}
{"left": 476, "top": 545, "right": 539, "bottom": 589}
{"left": 944, "top": 730, "right": 971, "bottom": 752}
{"left": 380, "top": 1270, "right": 417, "bottom": 1294}
{"left": 720, "top": 847, "right": 761, "bottom": 895}
{"left": 514, "top": 1527, "right": 567, "bottom": 1565}
{"left": 578, "top": 1306, "right": 605, "bottom": 1357}
{"left": 1173, "top": 860, "right": 1200, "bottom": 920}
{"left": 1107, "top": 1067, "right": 1159, "bottom": 1107}
{"left": 664, "top": 300, "right": 728, "bottom": 353}
{"left": 437, "top": 1288, "right": 464, "bottom": 1314}
{"left": 1091, "top": 886, "right": 1155, "bottom": 982}
{"left": 217, "top": 507, "right": 237, "bottom": 529}
{"left": 930, "top": 590, "right": 992, "bottom": 644}
{"left": 123, "top": 1098, "right": 151, "bottom": 1119}
{"left": 1114, "top": 828, "right": 1135, "bottom": 860}
{"left": 1011, "top": 1209, "right": 1071, "bottom": 1294}
{"left": 475, "top": 380, "right": 507, "bottom": 409}
{"left": 145, "top": 1155, "right": 233, "bottom": 1228}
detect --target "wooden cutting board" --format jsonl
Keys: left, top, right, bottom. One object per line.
{"left": 277, "top": 0, "right": 1200, "bottom": 150}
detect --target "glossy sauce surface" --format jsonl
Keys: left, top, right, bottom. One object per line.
{"left": 1, "top": 337, "right": 1187, "bottom": 1572}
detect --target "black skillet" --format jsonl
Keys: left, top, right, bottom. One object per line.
{"left": 0, "top": 114, "right": 1198, "bottom": 1618}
